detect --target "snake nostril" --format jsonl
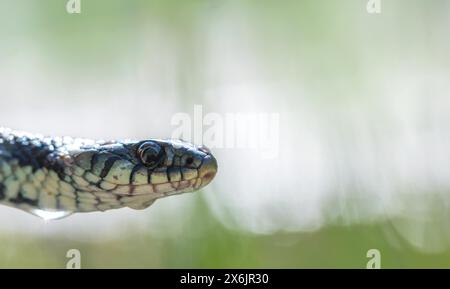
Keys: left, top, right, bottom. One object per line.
{"left": 198, "top": 146, "right": 211, "bottom": 155}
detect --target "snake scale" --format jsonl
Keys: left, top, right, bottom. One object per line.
{"left": 0, "top": 128, "right": 217, "bottom": 219}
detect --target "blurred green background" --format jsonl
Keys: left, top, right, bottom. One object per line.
{"left": 1, "top": 0, "right": 450, "bottom": 268}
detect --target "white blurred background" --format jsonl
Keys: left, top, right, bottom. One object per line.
{"left": 1, "top": 0, "right": 450, "bottom": 262}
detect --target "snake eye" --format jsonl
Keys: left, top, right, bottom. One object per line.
{"left": 137, "top": 141, "right": 164, "bottom": 168}
{"left": 186, "top": 157, "right": 194, "bottom": 165}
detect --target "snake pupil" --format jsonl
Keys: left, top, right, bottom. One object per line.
{"left": 138, "top": 142, "right": 164, "bottom": 168}
{"left": 145, "top": 153, "right": 156, "bottom": 165}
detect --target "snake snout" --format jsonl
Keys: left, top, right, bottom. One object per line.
{"left": 198, "top": 154, "right": 218, "bottom": 187}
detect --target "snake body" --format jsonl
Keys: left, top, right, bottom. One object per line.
{"left": 0, "top": 128, "right": 217, "bottom": 218}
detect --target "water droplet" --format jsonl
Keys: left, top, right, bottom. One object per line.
{"left": 30, "top": 209, "right": 73, "bottom": 221}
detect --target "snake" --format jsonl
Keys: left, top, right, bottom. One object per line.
{"left": 0, "top": 128, "right": 217, "bottom": 219}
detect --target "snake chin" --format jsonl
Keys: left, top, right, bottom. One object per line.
{"left": 126, "top": 199, "right": 156, "bottom": 210}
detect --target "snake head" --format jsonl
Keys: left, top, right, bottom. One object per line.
{"left": 67, "top": 139, "right": 218, "bottom": 211}
{"left": 134, "top": 139, "right": 218, "bottom": 193}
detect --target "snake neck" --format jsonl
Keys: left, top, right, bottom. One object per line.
{"left": 0, "top": 129, "right": 67, "bottom": 176}
{"left": 0, "top": 129, "right": 70, "bottom": 211}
